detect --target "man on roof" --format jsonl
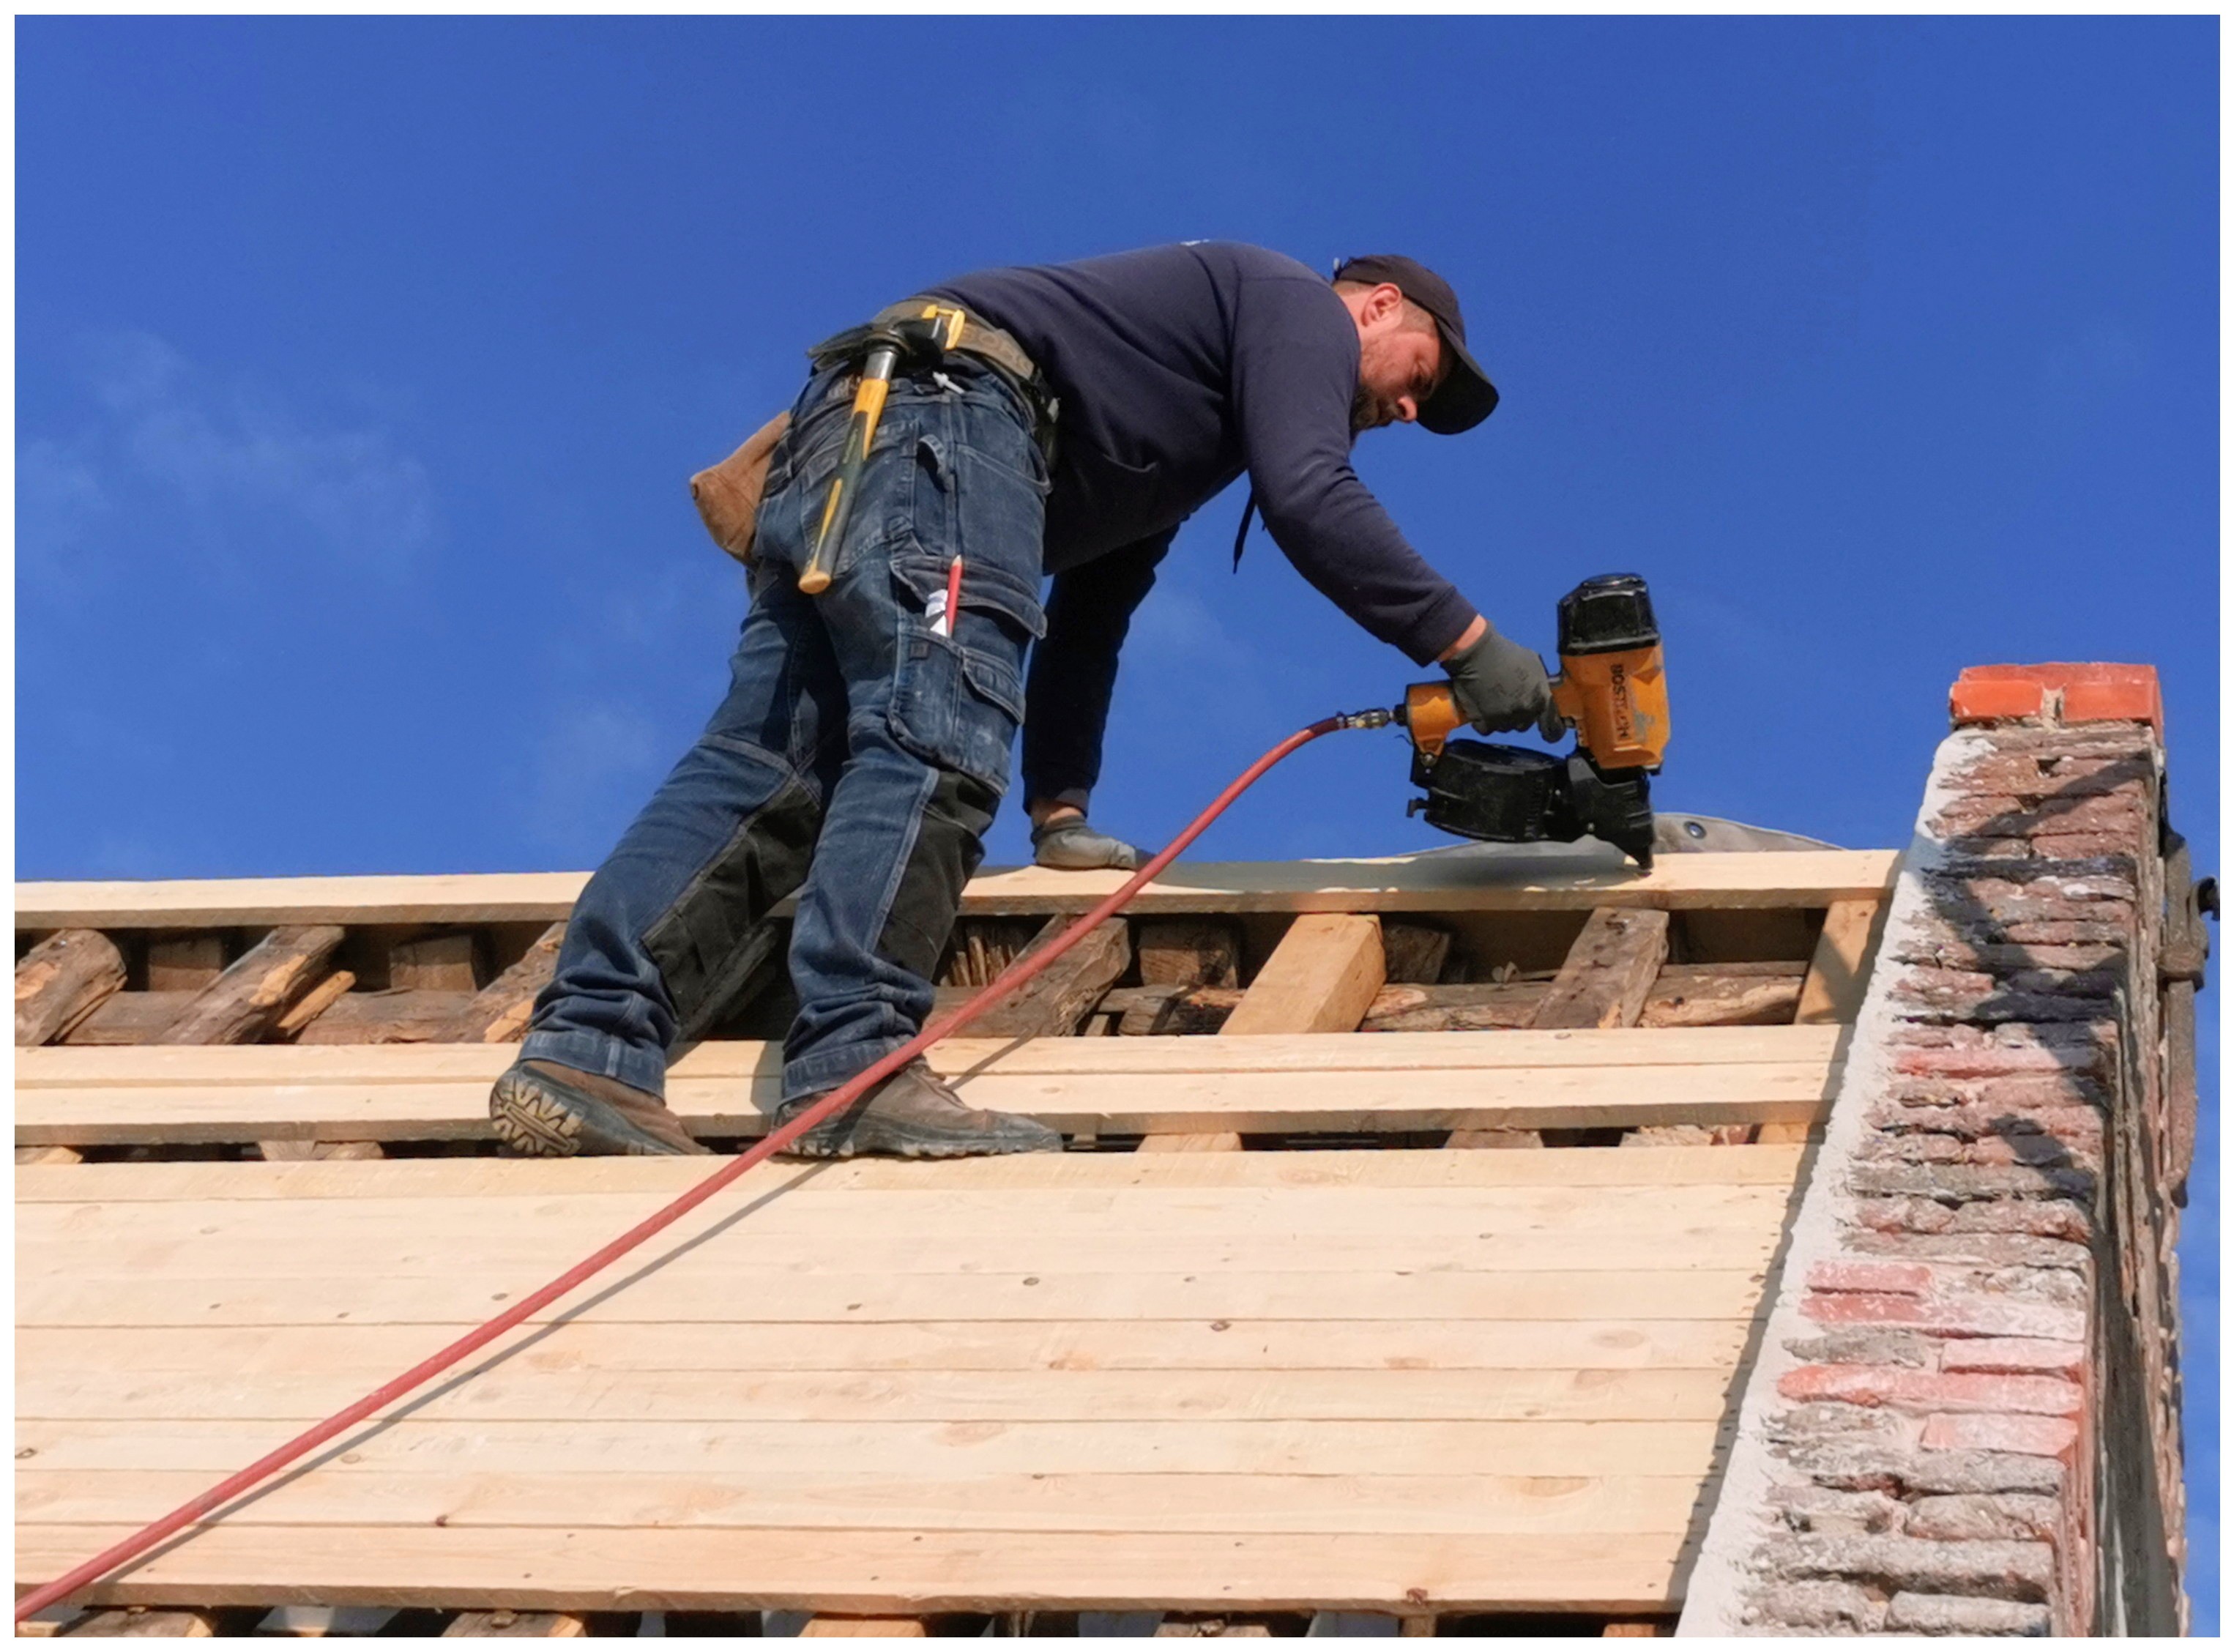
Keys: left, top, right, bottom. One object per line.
{"left": 489, "top": 242, "right": 1560, "bottom": 1161}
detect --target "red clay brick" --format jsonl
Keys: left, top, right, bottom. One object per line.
{"left": 1807, "top": 1260, "right": 1934, "bottom": 1297}
{"left": 1921, "top": 1411, "right": 2080, "bottom": 1458}
{"left": 1951, "top": 677, "right": 2045, "bottom": 724}
{"left": 1800, "top": 1292, "right": 2088, "bottom": 1342}
{"left": 2060, "top": 668, "right": 2164, "bottom": 737}
{"left": 1941, "top": 1337, "right": 2087, "bottom": 1377}
{"left": 1778, "top": 1365, "right": 2082, "bottom": 1416}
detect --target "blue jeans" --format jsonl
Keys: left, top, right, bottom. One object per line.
{"left": 521, "top": 357, "right": 1049, "bottom": 1104}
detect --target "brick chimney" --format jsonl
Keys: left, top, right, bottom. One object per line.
{"left": 1679, "top": 663, "right": 2204, "bottom": 1635}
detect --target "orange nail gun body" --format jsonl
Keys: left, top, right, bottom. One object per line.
{"left": 1400, "top": 575, "right": 1667, "bottom": 868}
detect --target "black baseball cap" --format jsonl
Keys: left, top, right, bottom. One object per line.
{"left": 1331, "top": 253, "right": 1500, "bottom": 434}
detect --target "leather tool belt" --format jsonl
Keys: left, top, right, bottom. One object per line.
{"left": 691, "top": 299, "right": 1057, "bottom": 569}
{"left": 809, "top": 297, "right": 1059, "bottom": 463}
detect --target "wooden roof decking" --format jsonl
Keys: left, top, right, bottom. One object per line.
{"left": 20, "top": 1147, "right": 1799, "bottom": 1616}
{"left": 15, "top": 852, "right": 1891, "bottom": 1634}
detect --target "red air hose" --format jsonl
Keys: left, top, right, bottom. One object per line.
{"left": 17, "top": 710, "right": 1390, "bottom": 1622}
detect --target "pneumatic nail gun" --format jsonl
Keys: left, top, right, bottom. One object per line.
{"left": 1398, "top": 574, "right": 1667, "bottom": 869}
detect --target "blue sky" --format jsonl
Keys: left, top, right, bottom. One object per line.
{"left": 16, "top": 17, "right": 2218, "bottom": 1622}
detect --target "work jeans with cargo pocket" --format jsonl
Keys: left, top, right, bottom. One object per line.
{"left": 519, "top": 357, "right": 1048, "bottom": 1106}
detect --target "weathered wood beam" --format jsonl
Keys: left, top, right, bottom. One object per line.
{"left": 258, "top": 1139, "right": 384, "bottom": 1162}
{"left": 390, "top": 933, "right": 482, "bottom": 992}
{"left": 295, "top": 989, "right": 477, "bottom": 1046}
{"left": 1136, "top": 919, "right": 1240, "bottom": 988}
{"left": 1380, "top": 921, "right": 1451, "bottom": 984}
{"left": 16, "top": 929, "right": 127, "bottom": 1047}
{"left": 1108, "top": 963, "right": 1803, "bottom": 1038}
{"left": 144, "top": 934, "right": 225, "bottom": 991}
{"left": 59, "top": 991, "right": 194, "bottom": 1046}
{"left": 157, "top": 926, "right": 346, "bottom": 1046}
{"left": 272, "top": 972, "right": 357, "bottom": 1041}
{"left": 52, "top": 1607, "right": 217, "bottom": 1637}
{"left": 434, "top": 922, "right": 566, "bottom": 1043}
{"left": 799, "top": 1617, "right": 928, "bottom": 1637}
{"left": 440, "top": 1610, "right": 587, "bottom": 1637}
{"left": 1531, "top": 909, "right": 1671, "bottom": 1032}
{"left": 1636, "top": 969, "right": 1801, "bottom": 1029}
{"left": 953, "top": 916, "right": 1131, "bottom": 1039}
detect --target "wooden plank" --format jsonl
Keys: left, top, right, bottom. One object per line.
{"left": 1533, "top": 910, "right": 1670, "bottom": 1032}
{"left": 1795, "top": 897, "right": 1884, "bottom": 1024}
{"left": 157, "top": 926, "right": 346, "bottom": 1045}
{"left": 20, "top": 1463, "right": 1723, "bottom": 1533}
{"left": 1222, "top": 916, "right": 1385, "bottom": 1037}
{"left": 13, "top": 1525, "right": 1693, "bottom": 1612}
{"left": 18, "top": 1265, "right": 1773, "bottom": 1328}
{"left": 17, "top": 1145, "right": 83, "bottom": 1166}
{"left": 15, "top": 1183, "right": 1798, "bottom": 1249}
{"left": 18, "top": 1413, "right": 1732, "bottom": 1478}
{"left": 18, "top": 1364, "right": 1751, "bottom": 1425}
{"left": 16, "top": 1144, "right": 1809, "bottom": 1202}
{"left": 435, "top": 923, "right": 566, "bottom": 1043}
{"left": 14, "top": 1059, "right": 1835, "bottom": 1145}
{"left": 14, "top": 851, "right": 1900, "bottom": 929}
{"left": 21, "top": 1024, "right": 1839, "bottom": 1086}
{"left": 16, "top": 930, "right": 127, "bottom": 1046}
{"left": 12, "top": 1466, "right": 1688, "bottom": 1547}
{"left": 23, "top": 1228, "right": 1784, "bottom": 1295}
{"left": 1135, "top": 914, "right": 1380, "bottom": 1151}
{"left": 16, "top": 1317, "right": 1758, "bottom": 1375}
{"left": 953, "top": 918, "right": 1130, "bottom": 1038}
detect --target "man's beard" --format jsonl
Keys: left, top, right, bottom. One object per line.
{"left": 1350, "top": 383, "right": 1390, "bottom": 434}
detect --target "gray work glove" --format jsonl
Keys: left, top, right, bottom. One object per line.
{"left": 1444, "top": 623, "right": 1565, "bottom": 742}
{"left": 1032, "top": 816, "right": 1144, "bottom": 871}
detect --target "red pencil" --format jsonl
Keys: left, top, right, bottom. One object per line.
{"left": 939, "top": 555, "right": 963, "bottom": 638}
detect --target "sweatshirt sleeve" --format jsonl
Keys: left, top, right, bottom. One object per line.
{"left": 1226, "top": 273, "right": 1480, "bottom": 666}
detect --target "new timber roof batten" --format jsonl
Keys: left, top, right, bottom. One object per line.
{"left": 17, "top": 849, "right": 1899, "bottom": 929}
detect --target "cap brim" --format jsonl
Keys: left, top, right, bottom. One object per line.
{"left": 1418, "top": 324, "right": 1499, "bottom": 435}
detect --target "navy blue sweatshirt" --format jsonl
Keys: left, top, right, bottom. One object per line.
{"left": 930, "top": 242, "right": 1479, "bottom": 663}
{"left": 928, "top": 242, "right": 1481, "bottom": 805}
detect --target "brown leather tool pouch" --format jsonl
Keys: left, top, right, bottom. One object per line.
{"left": 689, "top": 410, "right": 792, "bottom": 565}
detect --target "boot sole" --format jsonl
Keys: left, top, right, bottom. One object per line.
{"left": 489, "top": 1071, "right": 701, "bottom": 1158}
{"left": 780, "top": 1118, "right": 1064, "bottom": 1161}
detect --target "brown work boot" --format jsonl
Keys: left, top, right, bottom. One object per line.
{"left": 489, "top": 1060, "right": 708, "bottom": 1158}
{"left": 775, "top": 1059, "right": 1062, "bottom": 1160}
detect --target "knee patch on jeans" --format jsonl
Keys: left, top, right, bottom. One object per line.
{"left": 643, "top": 772, "right": 822, "bottom": 1041}
{"left": 876, "top": 765, "right": 999, "bottom": 983}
